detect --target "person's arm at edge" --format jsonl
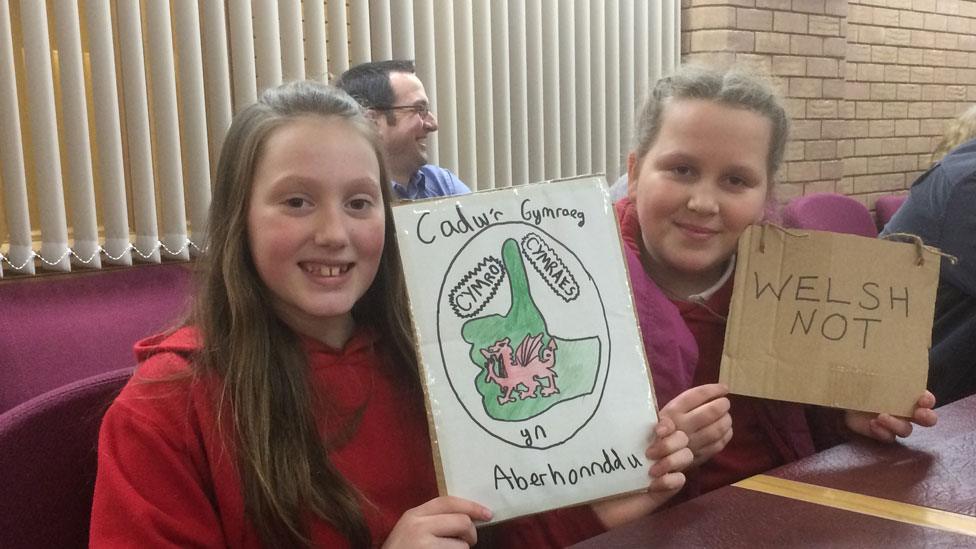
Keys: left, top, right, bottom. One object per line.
{"left": 844, "top": 390, "right": 938, "bottom": 443}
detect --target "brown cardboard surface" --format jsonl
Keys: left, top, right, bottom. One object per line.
{"left": 720, "top": 225, "right": 940, "bottom": 416}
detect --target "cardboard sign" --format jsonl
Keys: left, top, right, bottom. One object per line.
{"left": 721, "top": 225, "right": 940, "bottom": 417}
{"left": 392, "top": 177, "right": 658, "bottom": 523}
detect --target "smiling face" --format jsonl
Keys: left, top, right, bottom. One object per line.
{"left": 247, "top": 115, "right": 385, "bottom": 347}
{"left": 375, "top": 71, "right": 438, "bottom": 184}
{"left": 629, "top": 99, "right": 772, "bottom": 297}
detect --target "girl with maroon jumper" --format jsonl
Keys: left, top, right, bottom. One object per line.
{"left": 618, "top": 65, "right": 939, "bottom": 498}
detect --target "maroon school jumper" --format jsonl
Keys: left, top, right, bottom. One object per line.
{"left": 615, "top": 198, "right": 841, "bottom": 498}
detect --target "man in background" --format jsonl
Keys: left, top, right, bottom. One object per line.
{"left": 336, "top": 60, "right": 471, "bottom": 199}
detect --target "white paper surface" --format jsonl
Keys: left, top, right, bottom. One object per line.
{"left": 392, "top": 177, "right": 658, "bottom": 522}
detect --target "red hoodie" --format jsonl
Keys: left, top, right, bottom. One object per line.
{"left": 90, "top": 327, "right": 604, "bottom": 548}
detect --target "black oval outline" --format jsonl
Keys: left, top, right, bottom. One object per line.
{"left": 447, "top": 256, "right": 506, "bottom": 318}
{"left": 435, "top": 221, "right": 610, "bottom": 450}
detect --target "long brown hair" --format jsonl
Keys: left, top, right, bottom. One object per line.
{"left": 193, "top": 80, "right": 417, "bottom": 548}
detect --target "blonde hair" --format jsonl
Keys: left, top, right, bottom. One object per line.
{"left": 932, "top": 104, "right": 976, "bottom": 162}
{"left": 633, "top": 64, "right": 790, "bottom": 181}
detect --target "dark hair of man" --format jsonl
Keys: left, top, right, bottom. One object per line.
{"left": 335, "top": 59, "right": 416, "bottom": 124}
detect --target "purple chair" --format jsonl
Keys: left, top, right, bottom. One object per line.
{"left": 875, "top": 194, "right": 908, "bottom": 230}
{"left": 780, "top": 193, "right": 879, "bottom": 238}
{"left": 0, "top": 367, "right": 133, "bottom": 548}
{"left": 0, "top": 263, "right": 191, "bottom": 413}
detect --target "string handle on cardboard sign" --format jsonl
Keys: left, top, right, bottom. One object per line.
{"left": 758, "top": 223, "right": 809, "bottom": 253}
{"left": 881, "top": 233, "right": 958, "bottom": 266}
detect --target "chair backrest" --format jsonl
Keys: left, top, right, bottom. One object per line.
{"left": 874, "top": 194, "right": 908, "bottom": 230}
{"left": 780, "top": 193, "right": 879, "bottom": 238}
{"left": 0, "top": 263, "right": 191, "bottom": 413}
{"left": 0, "top": 367, "right": 133, "bottom": 549}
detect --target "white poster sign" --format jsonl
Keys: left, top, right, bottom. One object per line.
{"left": 392, "top": 177, "right": 659, "bottom": 523}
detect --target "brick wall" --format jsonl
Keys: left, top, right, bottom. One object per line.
{"left": 680, "top": 0, "right": 976, "bottom": 210}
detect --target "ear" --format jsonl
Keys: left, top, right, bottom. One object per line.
{"left": 626, "top": 152, "right": 639, "bottom": 200}
{"left": 364, "top": 108, "right": 382, "bottom": 125}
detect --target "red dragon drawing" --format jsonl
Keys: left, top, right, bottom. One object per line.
{"left": 479, "top": 334, "right": 559, "bottom": 404}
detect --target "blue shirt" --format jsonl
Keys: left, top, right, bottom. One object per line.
{"left": 392, "top": 165, "right": 471, "bottom": 200}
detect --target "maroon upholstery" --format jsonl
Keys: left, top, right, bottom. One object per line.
{"left": 0, "top": 263, "right": 191, "bottom": 413}
{"left": 874, "top": 194, "right": 908, "bottom": 230}
{"left": 0, "top": 367, "right": 133, "bottom": 548}
{"left": 781, "top": 193, "right": 879, "bottom": 238}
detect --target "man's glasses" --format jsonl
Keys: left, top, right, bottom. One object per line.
{"left": 374, "top": 104, "right": 432, "bottom": 119}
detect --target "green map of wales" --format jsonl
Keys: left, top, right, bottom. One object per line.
{"left": 461, "top": 238, "right": 601, "bottom": 421}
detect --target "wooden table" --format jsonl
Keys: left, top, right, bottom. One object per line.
{"left": 572, "top": 394, "right": 976, "bottom": 547}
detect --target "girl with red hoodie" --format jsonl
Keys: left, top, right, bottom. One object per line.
{"left": 90, "top": 81, "right": 698, "bottom": 548}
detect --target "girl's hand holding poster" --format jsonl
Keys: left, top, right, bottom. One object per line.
{"left": 392, "top": 177, "right": 659, "bottom": 523}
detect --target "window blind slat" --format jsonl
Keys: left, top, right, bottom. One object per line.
{"left": 490, "top": 0, "right": 511, "bottom": 188}
{"left": 651, "top": 3, "right": 664, "bottom": 80}
{"left": 22, "top": 0, "right": 69, "bottom": 271}
{"left": 253, "top": 1, "right": 283, "bottom": 94}
{"left": 326, "top": 0, "right": 350, "bottom": 74}
{"left": 432, "top": 0, "right": 458, "bottom": 174}
{"left": 227, "top": 0, "right": 257, "bottom": 110}
{"left": 590, "top": 0, "right": 607, "bottom": 178}
{"left": 508, "top": 0, "right": 528, "bottom": 188}
{"left": 53, "top": 0, "right": 100, "bottom": 269}
{"left": 558, "top": 0, "right": 576, "bottom": 176}
{"left": 541, "top": 0, "right": 560, "bottom": 179}
{"left": 200, "top": 0, "right": 233, "bottom": 181}
{"left": 369, "top": 0, "right": 392, "bottom": 60}
{"left": 173, "top": 0, "right": 211, "bottom": 253}
{"left": 412, "top": 0, "right": 437, "bottom": 165}
{"left": 85, "top": 0, "right": 131, "bottom": 265}
{"left": 117, "top": 0, "right": 160, "bottom": 263}
{"left": 574, "top": 0, "right": 591, "bottom": 176}
{"left": 525, "top": 0, "right": 544, "bottom": 183}
{"left": 472, "top": 0, "right": 495, "bottom": 190}
{"left": 0, "top": 0, "right": 33, "bottom": 275}
{"left": 279, "top": 0, "right": 305, "bottom": 82}
{"left": 453, "top": 0, "right": 477, "bottom": 189}
{"left": 635, "top": 0, "right": 650, "bottom": 106}
{"left": 666, "top": 2, "right": 679, "bottom": 69}
{"left": 390, "top": 0, "right": 415, "bottom": 59}
{"left": 349, "top": 1, "right": 371, "bottom": 64}
{"left": 619, "top": 0, "right": 635, "bottom": 162}
{"left": 144, "top": 0, "right": 189, "bottom": 261}
{"left": 604, "top": 0, "right": 621, "bottom": 181}
{"left": 303, "top": 0, "right": 328, "bottom": 82}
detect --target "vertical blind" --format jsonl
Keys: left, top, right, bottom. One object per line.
{"left": 0, "top": 0, "right": 679, "bottom": 277}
